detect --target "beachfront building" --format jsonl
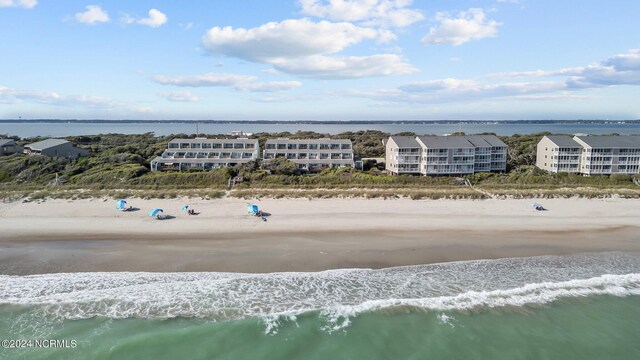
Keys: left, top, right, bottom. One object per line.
{"left": 385, "top": 135, "right": 508, "bottom": 176}
{"left": 536, "top": 135, "right": 582, "bottom": 173}
{"left": 23, "top": 139, "right": 89, "bottom": 159}
{"left": 150, "top": 138, "right": 260, "bottom": 171}
{"left": 537, "top": 135, "right": 640, "bottom": 175}
{"left": 262, "top": 138, "right": 354, "bottom": 173}
{"left": 0, "top": 139, "right": 21, "bottom": 156}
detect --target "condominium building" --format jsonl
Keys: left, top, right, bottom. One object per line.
{"left": 537, "top": 135, "right": 640, "bottom": 175}
{"left": 536, "top": 135, "right": 582, "bottom": 173}
{"left": 262, "top": 138, "right": 354, "bottom": 172}
{"left": 150, "top": 138, "right": 259, "bottom": 171}
{"left": 384, "top": 136, "right": 422, "bottom": 174}
{"left": 385, "top": 135, "right": 508, "bottom": 175}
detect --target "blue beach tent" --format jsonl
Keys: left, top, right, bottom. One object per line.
{"left": 116, "top": 199, "right": 127, "bottom": 210}
{"left": 149, "top": 208, "right": 164, "bottom": 217}
{"left": 248, "top": 204, "right": 259, "bottom": 215}
{"left": 181, "top": 205, "right": 189, "bottom": 211}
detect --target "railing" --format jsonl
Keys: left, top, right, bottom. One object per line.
{"left": 399, "top": 160, "right": 421, "bottom": 164}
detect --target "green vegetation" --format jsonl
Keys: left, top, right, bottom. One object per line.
{"left": 1, "top": 131, "right": 639, "bottom": 200}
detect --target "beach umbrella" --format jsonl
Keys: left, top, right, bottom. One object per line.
{"left": 149, "top": 208, "right": 164, "bottom": 217}
{"left": 181, "top": 205, "right": 189, "bottom": 211}
{"left": 530, "top": 202, "right": 542, "bottom": 208}
{"left": 247, "top": 204, "right": 259, "bottom": 215}
{"left": 116, "top": 199, "right": 127, "bottom": 209}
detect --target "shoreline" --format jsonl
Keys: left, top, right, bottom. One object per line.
{"left": 1, "top": 197, "right": 639, "bottom": 274}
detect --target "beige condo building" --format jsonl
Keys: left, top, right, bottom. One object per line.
{"left": 385, "top": 135, "right": 508, "bottom": 175}
{"left": 537, "top": 135, "right": 640, "bottom": 175}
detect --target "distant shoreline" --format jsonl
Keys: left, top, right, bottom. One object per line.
{"left": 2, "top": 119, "right": 639, "bottom": 125}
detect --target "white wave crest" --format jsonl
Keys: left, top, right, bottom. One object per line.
{"left": 0, "top": 253, "right": 639, "bottom": 333}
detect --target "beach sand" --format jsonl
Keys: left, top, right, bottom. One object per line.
{"left": 0, "top": 197, "right": 639, "bottom": 274}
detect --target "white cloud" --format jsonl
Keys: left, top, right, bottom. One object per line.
{"left": 343, "top": 49, "right": 640, "bottom": 105}
{"left": 342, "top": 79, "right": 568, "bottom": 105}
{"left": 399, "top": 79, "right": 564, "bottom": 98}
{"left": 74, "top": 5, "right": 110, "bottom": 25}
{"left": 137, "top": 9, "right": 167, "bottom": 28}
{"left": 486, "top": 49, "right": 640, "bottom": 88}
{"left": 239, "top": 81, "right": 303, "bottom": 92}
{"left": 422, "top": 8, "right": 500, "bottom": 46}
{"left": 202, "top": 18, "right": 387, "bottom": 62}
{"left": 122, "top": 9, "right": 167, "bottom": 28}
{"left": 159, "top": 90, "right": 199, "bottom": 102}
{"left": 0, "top": 0, "right": 36, "bottom": 8}
{"left": 602, "top": 49, "right": 640, "bottom": 72}
{"left": 179, "top": 22, "right": 194, "bottom": 30}
{"left": 151, "top": 73, "right": 302, "bottom": 92}
{"left": 201, "top": 18, "right": 411, "bottom": 80}
{"left": 0, "top": 85, "right": 143, "bottom": 111}
{"left": 272, "top": 54, "right": 416, "bottom": 79}
{"left": 152, "top": 73, "right": 257, "bottom": 87}
{"left": 299, "top": 0, "right": 424, "bottom": 27}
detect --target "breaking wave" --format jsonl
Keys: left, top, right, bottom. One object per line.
{"left": 1, "top": 252, "right": 639, "bottom": 332}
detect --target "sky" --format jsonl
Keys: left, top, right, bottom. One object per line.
{"left": 0, "top": 0, "right": 639, "bottom": 121}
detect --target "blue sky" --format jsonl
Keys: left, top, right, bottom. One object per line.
{"left": 1, "top": 0, "right": 639, "bottom": 120}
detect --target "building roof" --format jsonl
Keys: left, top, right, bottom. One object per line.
{"left": 169, "top": 138, "right": 258, "bottom": 144}
{"left": 544, "top": 135, "right": 581, "bottom": 148}
{"left": 417, "top": 136, "right": 475, "bottom": 149}
{"left": 464, "top": 135, "right": 507, "bottom": 147}
{"left": 25, "top": 138, "right": 70, "bottom": 150}
{"left": 574, "top": 135, "right": 640, "bottom": 148}
{"left": 388, "top": 136, "right": 420, "bottom": 148}
{"left": 0, "top": 139, "right": 16, "bottom": 147}
{"left": 264, "top": 138, "right": 352, "bottom": 144}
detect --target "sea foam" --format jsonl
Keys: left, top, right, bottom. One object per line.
{"left": 1, "top": 252, "right": 639, "bottom": 332}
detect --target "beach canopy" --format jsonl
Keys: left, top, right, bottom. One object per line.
{"left": 530, "top": 202, "right": 543, "bottom": 208}
{"left": 116, "top": 199, "right": 127, "bottom": 209}
{"left": 149, "top": 208, "right": 164, "bottom": 217}
{"left": 248, "top": 204, "right": 259, "bottom": 215}
{"left": 181, "top": 205, "right": 189, "bottom": 211}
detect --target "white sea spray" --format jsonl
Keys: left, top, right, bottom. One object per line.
{"left": 1, "top": 252, "right": 639, "bottom": 333}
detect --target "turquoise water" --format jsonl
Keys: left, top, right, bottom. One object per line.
{"left": 1, "top": 253, "right": 639, "bottom": 359}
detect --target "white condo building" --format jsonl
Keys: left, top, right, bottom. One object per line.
{"left": 537, "top": 135, "right": 640, "bottom": 175}
{"left": 385, "top": 135, "right": 508, "bottom": 175}
{"left": 262, "top": 138, "right": 354, "bottom": 172}
{"left": 150, "top": 138, "right": 259, "bottom": 171}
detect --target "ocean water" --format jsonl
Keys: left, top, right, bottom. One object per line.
{"left": 2, "top": 121, "right": 640, "bottom": 137}
{"left": 0, "top": 252, "right": 639, "bottom": 359}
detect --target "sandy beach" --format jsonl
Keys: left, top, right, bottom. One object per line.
{"left": 0, "top": 197, "right": 639, "bottom": 274}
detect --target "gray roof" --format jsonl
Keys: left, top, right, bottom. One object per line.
{"left": 464, "top": 135, "right": 507, "bottom": 147}
{"left": 574, "top": 135, "right": 640, "bottom": 148}
{"left": 25, "top": 138, "right": 69, "bottom": 150}
{"left": 388, "top": 136, "right": 420, "bottom": 148}
{"left": 0, "top": 139, "right": 16, "bottom": 146}
{"left": 169, "top": 138, "right": 258, "bottom": 144}
{"left": 417, "top": 136, "right": 475, "bottom": 149}
{"left": 545, "top": 135, "right": 581, "bottom": 148}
